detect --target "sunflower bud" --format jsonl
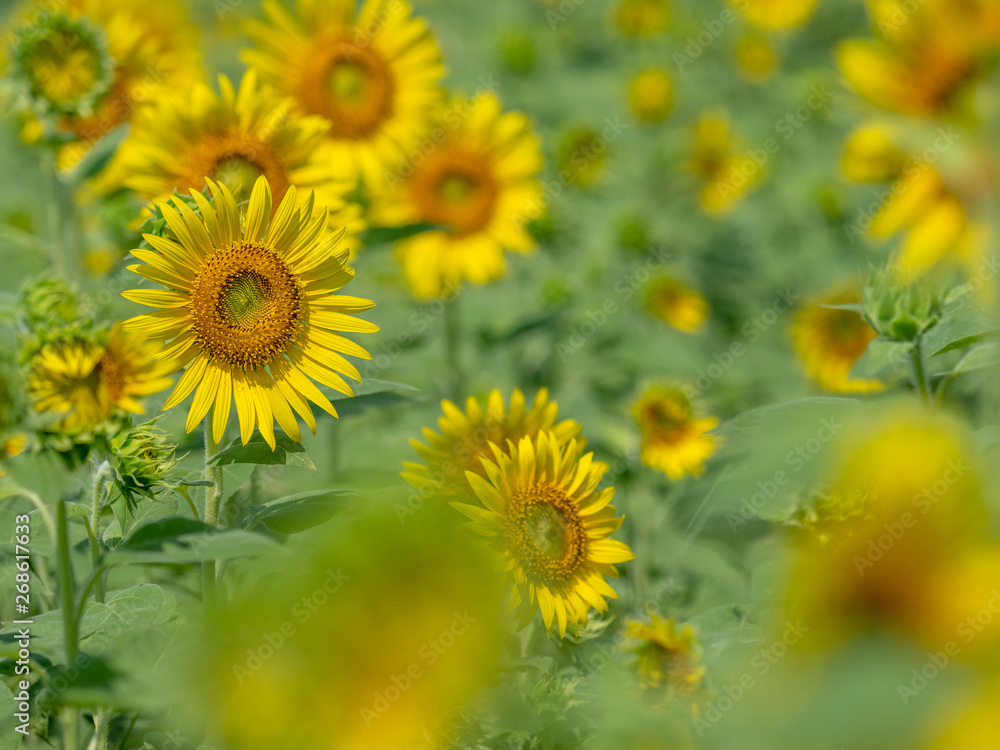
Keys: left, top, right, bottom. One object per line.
{"left": 109, "top": 421, "right": 180, "bottom": 505}
{"left": 861, "top": 267, "right": 943, "bottom": 342}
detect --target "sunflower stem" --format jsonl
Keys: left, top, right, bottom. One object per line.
{"left": 444, "top": 295, "right": 464, "bottom": 399}
{"left": 202, "top": 424, "right": 223, "bottom": 610}
{"left": 88, "top": 462, "right": 111, "bottom": 605}
{"left": 910, "top": 339, "right": 931, "bottom": 405}
{"left": 56, "top": 499, "right": 80, "bottom": 750}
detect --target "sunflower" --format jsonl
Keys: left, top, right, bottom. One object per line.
{"left": 28, "top": 324, "right": 173, "bottom": 433}
{"left": 628, "top": 69, "right": 674, "bottom": 124}
{"left": 614, "top": 0, "right": 670, "bottom": 37}
{"left": 626, "top": 615, "right": 707, "bottom": 702}
{"left": 110, "top": 72, "right": 362, "bottom": 239}
{"left": 241, "top": 0, "right": 444, "bottom": 184}
{"left": 633, "top": 385, "right": 718, "bottom": 481}
{"left": 687, "top": 113, "right": 762, "bottom": 215}
{"left": 732, "top": 0, "right": 818, "bottom": 30}
{"left": 403, "top": 387, "right": 581, "bottom": 499}
{"left": 736, "top": 33, "right": 778, "bottom": 81}
{"left": 10, "top": 0, "right": 202, "bottom": 171}
{"left": 645, "top": 277, "right": 709, "bottom": 333}
{"left": 453, "top": 431, "right": 634, "bottom": 637}
{"left": 122, "top": 176, "right": 378, "bottom": 449}
{"left": 790, "top": 286, "right": 883, "bottom": 394}
{"left": 374, "top": 93, "right": 543, "bottom": 299}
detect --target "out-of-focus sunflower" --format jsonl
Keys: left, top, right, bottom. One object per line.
{"left": 374, "top": 93, "right": 543, "bottom": 300}
{"left": 614, "top": 0, "right": 670, "bottom": 36}
{"left": 645, "top": 277, "right": 709, "bottom": 333}
{"left": 736, "top": 33, "right": 778, "bottom": 81}
{"left": 732, "top": 0, "right": 818, "bottom": 30}
{"left": 110, "top": 72, "right": 362, "bottom": 239}
{"left": 28, "top": 324, "right": 173, "bottom": 433}
{"left": 122, "top": 176, "right": 378, "bottom": 449}
{"left": 788, "top": 409, "right": 1000, "bottom": 657}
{"left": 402, "top": 388, "right": 581, "bottom": 498}
{"left": 837, "top": 0, "right": 1000, "bottom": 118}
{"left": 242, "top": 0, "right": 444, "bottom": 184}
{"left": 841, "top": 124, "right": 986, "bottom": 280}
{"left": 633, "top": 385, "right": 718, "bottom": 481}
{"left": 557, "top": 127, "right": 607, "bottom": 186}
{"left": 687, "top": 113, "right": 761, "bottom": 215}
{"left": 0, "top": 435, "right": 27, "bottom": 477}
{"left": 790, "top": 286, "right": 883, "bottom": 394}
{"left": 626, "top": 615, "right": 707, "bottom": 704}
{"left": 9, "top": 0, "right": 202, "bottom": 171}
{"left": 628, "top": 69, "right": 674, "bottom": 124}
{"left": 454, "top": 431, "right": 634, "bottom": 637}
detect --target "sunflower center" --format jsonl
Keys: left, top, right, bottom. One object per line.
{"left": 506, "top": 482, "right": 587, "bottom": 587}
{"left": 97, "top": 352, "right": 124, "bottom": 401}
{"left": 190, "top": 241, "right": 303, "bottom": 369}
{"left": 21, "top": 19, "right": 106, "bottom": 109}
{"left": 301, "top": 39, "right": 395, "bottom": 139}
{"left": 645, "top": 397, "right": 690, "bottom": 434}
{"left": 183, "top": 134, "right": 290, "bottom": 205}
{"left": 410, "top": 149, "right": 500, "bottom": 234}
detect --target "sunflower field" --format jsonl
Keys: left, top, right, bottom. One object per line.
{"left": 1, "top": 0, "right": 1000, "bottom": 748}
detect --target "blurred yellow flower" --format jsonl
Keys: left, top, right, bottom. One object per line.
{"left": 736, "top": 33, "right": 778, "bottom": 81}
{"left": 628, "top": 69, "right": 674, "bottom": 124}
{"left": 454, "top": 431, "right": 634, "bottom": 637}
{"left": 28, "top": 324, "right": 172, "bottom": 433}
{"left": 557, "top": 127, "right": 608, "bottom": 186}
{"left": 841, "top": 122, "right": 908, "bottom": 184}
{"left": 790, "top": 286, "right": 882, "bottom": 394}
{"left": 198, "top": 509, "right": 505, "bottom": 750}
{"left": 732, "top": 0, "right": 818, "bottom": 30}
{"left": 645, "top": 277, "right": 709, "bottom": 333}
{"left": 242, "top": 0, "right": 444, "bottom": 184}
{"left": 123, "top": 177, "right": 377, "bottom": 449}
{"left": 614, "top": 0, "right": 670, "bottom": 36}
{"left": 403, "top": 387, "right": 581, "bottom": 499}
{"left": 627, "top": 615, "right": 707, "bottom": 703}
{"left": 633, "top": 385, "right": 718, "bottom": 480}
{"left": 788, "top": 410, "right": 1000, "bottom": 657}
{"left": 687, "top": 113, "right": 762, "bottom": 215}
{"left": 374, "top": 93, "right": 543, "bottom": 300}
{"left": 111, "top": 72, "right": 362, "bottom": 237}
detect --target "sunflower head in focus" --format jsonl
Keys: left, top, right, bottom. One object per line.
{"left": 374, "top": 93, "right": 543, "bottom": 300}
{"left": 687, "top": 113, "right": 762, "bottom": 215}
{"left": 633, "top": 385, "right": 718, "bottom": 481}
{"left": 111, "top": 72, "right": 362, "bottom": 240}
{"left": 28, "top": 324, "right": 173, "bottom": 433}
{"left": 454, "top": 431, "right": 634, "bottom": 637}
{"left": 628, "top": 69, "right": 674, "bottom": 124}
{"left": 242, "top": 0, "right": 444, "bottom": 183}
{"left": 645, "top": 277, "right": 709, "bottom": 333}
{"left": 123, "top": 176, "right": 378, "bottom": 449}
{"left": 732, "top": 0, "right": 818, "bottom": 30}
{"left": 403, "top": 388, "right": 581, "bottom": 499}
{"left": 626, "top": 615, "right": 707, "bottom": 704}
{"left": 8, "top": 13, "right": 113, "bottom": 118}
{"left": 790, "top": 286, "right": 883, "bottom": 394}
{"left": 614, "top": 0, "right": 670, "bottom": 36}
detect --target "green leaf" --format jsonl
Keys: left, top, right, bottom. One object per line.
{"left": 244, "top": 489, "right": 357, "bottom": 534}
{"left": 116, "top": 517, "right": 217, "bottom": 551}
{"left": 360, "top": 222, "right": 437, "bottom": 246}
{"left": 950, "top": 342, "right": 1000, "bottom": 375}
{"left": 924, "top": 304, "right": 998, "bottom": 356}
{"left": 0, "top": 682, "right": 24, "bottom": 750}
{"left": 861, "top": 339, "right": 910, "bottom": 377}
{"left": 319, "top": 378, "right": 420, "bottom": 418}
{"left": 106, "top": 525, "right": 283, "bottom": 566}
{"left": 209, "top": 432, "right": 316, "bottom": 471}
